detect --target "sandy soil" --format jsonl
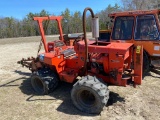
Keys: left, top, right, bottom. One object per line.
{"left": 0, "top": 36, "right": 160, "bottom": 120}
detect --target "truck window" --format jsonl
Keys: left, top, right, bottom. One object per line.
{"left": 98, "top": 32, "right": 111, "bottom": 42}
{"left": 135, "top": 15, "right": 159, "bottom": 40}
{"left": 112, "top": 16, "right": 134, "bottom": 40}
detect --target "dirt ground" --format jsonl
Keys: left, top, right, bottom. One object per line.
{"left": 0, "top": 36, "right": 160, "bottom": 120}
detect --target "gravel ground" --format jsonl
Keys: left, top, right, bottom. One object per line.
{"left": 0, "top": 36, "right": 160, "bottom": 120}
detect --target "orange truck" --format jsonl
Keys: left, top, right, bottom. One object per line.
{"left": 108, "top": 9, "right": 160, "bottom": 73}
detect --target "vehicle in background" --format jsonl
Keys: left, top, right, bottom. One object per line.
{"left": 109, "top": 9, "right": 160, "bottom": 73}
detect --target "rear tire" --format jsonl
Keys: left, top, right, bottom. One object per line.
{"left": 31, "top": 68, "right": 59, "bottom": 95}
{"left": 143, "top": 51, "right": 150, "bottom": 75}
{"left": 71, "top": 75, "right": 109, "bottom": 114}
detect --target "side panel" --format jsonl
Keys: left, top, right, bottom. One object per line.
{"left": 42, "top": 54, "right": 66, "bottom": 73}
{"left": 133, "top": 45, "right": 143, "bottom": 85}
{"left": 111, "top": 40, "right": 160, "bottom": 57}
{"left": 134, "top": 41, "right": 160, "bottom": 57}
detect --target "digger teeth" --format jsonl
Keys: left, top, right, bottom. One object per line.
{"left": 17, "top": 57, "right": 36, "bottom": 68}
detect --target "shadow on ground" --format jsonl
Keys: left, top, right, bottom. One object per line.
{"left": 18, "top": 74, "right": 125, "bottom": 116}
{"left": 0, "top": 68, "right": 32, "bottom": 87}
{"left": 144, "top": 68, "right": 160, "bottom": 79}
{"left": 0, "top": 77, "right": 25, "bottom": 87}
{"left": 150, "top": 68, "right": 160, "bottom": 77}
{"left": 107, "top": 91, "right": 125, "bottom": 106}
{"left": 14, "top": 70, "right": 31, "bottom": 76}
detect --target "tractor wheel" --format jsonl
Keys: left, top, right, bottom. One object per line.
{"left": 31, "top": 68, "right": 59, "bottom": 95}
{"left": 143, "top": 51, "right": 150, "bottom": 75}
{"left": 71, "top": 75, "right": 109, "bottom": 114}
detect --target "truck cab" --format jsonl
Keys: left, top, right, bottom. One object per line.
{"left": 109, "top": 9, "right": 160, "bottom": 70}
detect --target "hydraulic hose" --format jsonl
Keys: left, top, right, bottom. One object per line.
{"left": 82, "top": 7, "right": 95, "bottom": 75}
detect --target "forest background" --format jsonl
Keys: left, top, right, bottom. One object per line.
{"left": 0, "top": 0, "right": 160, "bottom": 38}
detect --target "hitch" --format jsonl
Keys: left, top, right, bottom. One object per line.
{"left": 17, "top": 57, "right": 42, "bottom": 72}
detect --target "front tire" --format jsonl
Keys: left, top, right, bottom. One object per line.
{"left": 71, "top": 75, "right": 109, "bottom": 114}
{"left": 31, "top": 68, "right": 59, "bottom": 94}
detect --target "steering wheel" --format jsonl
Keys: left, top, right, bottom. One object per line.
{"left": 73, "top": 34, "right": 84, "bottom": 45}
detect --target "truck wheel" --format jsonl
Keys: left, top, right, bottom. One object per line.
{"left": 31, "top": 68, "right": 59, "bottom": 94}
{"left": 71, "top": 75, "right": 109, "bottom": 114}
{"left": 143, "top": 51, "right": 150, "bottom": 75}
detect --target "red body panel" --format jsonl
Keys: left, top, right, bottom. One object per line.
{"left": 39, "top": 40, "right": 142, "bottom": 87}
{"left": 43, "top": 54, "right": 65, "bottom": 73}
{"left": 34, "top": 16, "right": 143, "bottom": 87}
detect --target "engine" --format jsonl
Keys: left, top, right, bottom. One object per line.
{"left": 89, "top": 53, "right": 109, "bottom": 75}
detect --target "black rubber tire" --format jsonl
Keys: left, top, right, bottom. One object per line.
{"left": 71, "top": 75, "right": 109, "bottom": 114}
{"left": 143, "top": 51, "right": 150, "bottom": 75}
{"left": 31, "top": 68, "right": 59, "bottom": 95}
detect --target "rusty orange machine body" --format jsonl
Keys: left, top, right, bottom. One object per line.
{"left": 18, "top": 7, "right": 144, "bottom": 114}
{"left": 109, "top": 9, "right": 160, "bottom": 69}
{"left": 33, "top": 16, "right": 143, "bottom": 87}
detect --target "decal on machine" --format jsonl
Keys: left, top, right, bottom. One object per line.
{"left": 136, "top": 45, "right": 141, "bottom": 54}
{"left": 154, "top": 46, "right": 160, "bottom": 51}
{"left": 39, "top": 54, "right": 45, "bottom": 61}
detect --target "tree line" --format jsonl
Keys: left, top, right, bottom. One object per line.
{"left": 0, "top": 0, "right": 159, "bottom": 39}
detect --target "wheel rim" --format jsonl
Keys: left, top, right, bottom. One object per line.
{"left": 78, "top": 89, "right": 96, "bottom": 107}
